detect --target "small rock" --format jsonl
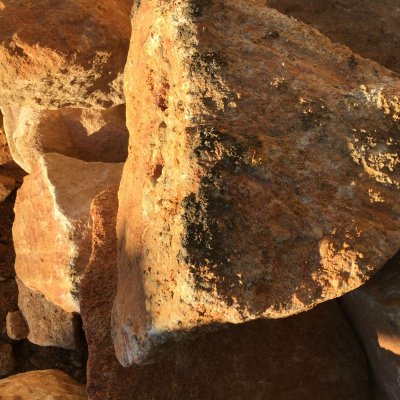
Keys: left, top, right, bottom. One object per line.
{"left": 0, "top": 279, "right": 18, "bottom": 339}
{"left": 17, "top": 278, "right": 79, "bottom": 350}
{"left": 0, "top": 369, "right": 86, "bottom": 399}
{"left": 0, "top": 343, "right": 16, "bottom": 377}
{"left": 6, "top": 311, "right": 28, "bottom": 341}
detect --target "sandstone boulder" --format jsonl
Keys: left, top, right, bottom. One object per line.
{"left": 1, "top": 105, "right": 128, "bottom": 173}
{"left": 6, "top": 311, "right": 28, "bottom": 341}
{"left": 114, "top": 0, "right": 400, "bottom": 364}
{"left": 0, "top": 369, "right": 86, "bottom": 399}
{"left": 341, "top": 253, "right": 400, "bottom": 400}
{"left": 0, "top": 0, "right": 133, "bottom": 109}
{"left": 81, "top": 189, "right": 371, "bottom": 399}
{"left": 13, "top": 153, "right": 123, "bottom": 313}
{"left": 267, "top": 0, "right": 400, "bottom": 73}
{"left": 17, "top": 278, "right": 79, "bottom": 350}
{"left": 0, "top": 343, "right": 15, "bottom": 378}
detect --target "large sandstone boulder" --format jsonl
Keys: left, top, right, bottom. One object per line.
{"left": 13, "top": 153, "right": 123, "bottom": 313}
{"left": 113, "top": 0, "right": 400, "bottom": 364}
{"left": 341, "top": 253, "right": 400, "bottom": 400}
{"left": 1, "top": 105, "right": 128, "bottom": 173}
{"left": 0, "top": 0, "right": 133, "bottom": 109}
{"left": 267, "top": 0, "right": 400, "bottom": 73}
{"left": 81, "top": 189, "right": 371, "bottom": 399}
{"left": 17, "top": 278, "right": 80, "bottom": 350}
{"left": 0, "top": 369, "right": 86, "bottom": 399}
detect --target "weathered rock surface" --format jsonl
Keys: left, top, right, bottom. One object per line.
{"left": 0, "top": 175, "right": 15, "bottom": 203}
{"left": 114, "top": 0, "right": 400, "bottom": 364}
{"left": 0, "top": 0, "right": 133, "bottom": 109}
{"left": 17, "top": 278, "right": 79, "bottom": 350}
{"left": 81, "top": 188, "right": 371, "bottom": 399}
{"left": 0, "top": 112, "right": 12, "bottom": 166}
{"left": 267, "top": 0, "right": 400, "bottom": 73}
{"left": 1, "top": 105, "right": 128, "bottom": 173}
{"left": 0, "top": 343, "right": 16, "bottom": 378}
{"left": 341, "top": 252, "right": 400, "bottom": 400}
{"left": 0, "top": 369, "right": 86, "bottom": 399}
{"left": 6, "top": 311, "right": 28, "bottom": 341}
{"left": 13, "top": 153, "right": 123, "bottom": 313}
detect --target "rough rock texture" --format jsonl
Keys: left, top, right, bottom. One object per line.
{"left": 17, "top": 278, "right": 79, "bottom": 350}
{"left": 0, "top": 174, "right": 15, "bottom": 203}
{"left": 82, "top": 187, "right": 371, "bottom": 399}
{"left": 0, "top": 0, "right": 133, "bottom": 108}
{"left": 0, "top": 279, "right": 17, "bottom": 340}
{"left": 267, "top": 0, "right": 400, "bottom": 73}
{"left": 114, "top": 0, "right": 400, "bottom": 364}
{"left": 0, "top": 343, "right": 16, "bottom": 377}
{"left": 341, "top": 253, "right": 400, "bottom": 400}
{"left": 0, "top": 111, "right": 12, "bottom": 166}
{"left": 1, "top": 105, "right": 128, "bottom": 173}
{"left": 13, "top": 153, "right": 123, "bottom": 313}
{"left": 6, "top": 311, "right": 28, "bottom": 341}
{"left": 0, "top": 369, "right": 86, "bottom": 399}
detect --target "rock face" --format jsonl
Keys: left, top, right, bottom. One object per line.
{"left": 81, "top": 188, "right": 371, "bottom": 399}
{"left": 0, "top": 369, "right": 86, "bottom": 399}
{"left": 6, "top": 311, "right": 28, "bottom": 341}
{"left": 114, "top": 0, "right": 400, "bottom": 364}
{"left": 267, "top": 0, "right": 400, "bottom": 73}
{"left": 13, "top": 153, "right": 123, "bottom": 313}
{"left": 0, "top": 0, "right": 133, "bottom": 109}
{"left": 1, "top": 105, "right": 129, "bottom": 173}
{"left": 341, "top": 253, "right": 400, "bottom": 400}
{"left": 17, "top": 278, "right": 79, "bottom": 350}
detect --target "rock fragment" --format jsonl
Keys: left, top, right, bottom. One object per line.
{"left": 0, "top": 174, "right": 15, "bottom": 203}
{"left": 114, "top": 0, "right": 400, "bottom": 364}
{"left": 341, "top": 252, "right": 400, "bottom": 400}
{"left": 0, "top": 0, "right": 134, "bottom": 108}
{"left": 1, "top": 105, "right": 128, "bottom": 173}
{"left": 6, "top": 311, "right": 28, "bottom": 341}
{"left": 17, "top": 279, "right": 79, "bottom": 350}
{"left": 0, "top": 369, "right": 86, "bottom": 399}
{"left": 0, "top": 279, "right": 18, "bottom": 340}
{"left": 13, "top": 153, "right": 123, "bottom": 313}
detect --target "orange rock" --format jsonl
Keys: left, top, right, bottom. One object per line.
{"left": 13, "top": 153, "right": 123, "bottom": 313}
{"left": 81, "top": 189, "right": 371, "bottom": 399}
{"left": 0, "top": 0, "right": 133, "bottom": 108}
{"left": 0, "top": 369, "right": 86, "bottom": 399}
{"left": 114, "top": 0, "right": 400, "bottom": 364}
{"left": 1, "top": 105, "right": 128, "bottom": 173}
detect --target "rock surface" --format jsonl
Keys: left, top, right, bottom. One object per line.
{"left": 1, "top": 105, "right": 128, "bottom": 173}
{"left": 13, "top": 153, "right": 123, "bottom": 313}
{"left": 0, "top": 174, "right": 15, "bottom": 203}
{"left": 17, "top": 279, "right": 79, "bottom": 350}
{"left": 81, "top": 188, "right": 371, "bottom": 399}
{"left": 0, "top": 369, "right": 86, "bottom": 399}
{"left": 267, "top": 0, "right": 400, "bottom": 73}
{"left": 6, "top": 311, "right": 28, "bottom": 341}
{"left": 114, "top": 0, "right": 400, "bottom": 364}
{"left": 0, "top": 279, "right": 18, "bottom": 340}
{"left": 0, "top": 343, "right": 16, "bottom": 377}
{"left": 0, "top": 0, "right": 133, "bottom": 108}
{"left": 341, "top": 252, "right": 400, "bottom": 400}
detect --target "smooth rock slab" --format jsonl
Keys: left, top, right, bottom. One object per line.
{"left": 17, "top": 278, "right": 79, "bottom": 350}
{"left": 81, "top": 189, "right": 371, "bottom": 399}
{"left": 13, "top": 153, "right": 123, "bottom": 313}
{"left": 341, "top": 253, "right": 400, "bottom": 400}
{"left": 0, "top": 0, "right": 133, "bottom": 108}
{"left": 0, "top": 369, "right": 86, "bottom": 399}
{"left": 114, "top": 0, "right": 400, "bottom": 364}
{"left": 1, "top": 105, "right": 128, "bottom": 173}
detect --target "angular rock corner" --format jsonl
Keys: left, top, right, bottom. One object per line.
{"left": 113, "top": 0, "right": 400, "bottom": 366}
